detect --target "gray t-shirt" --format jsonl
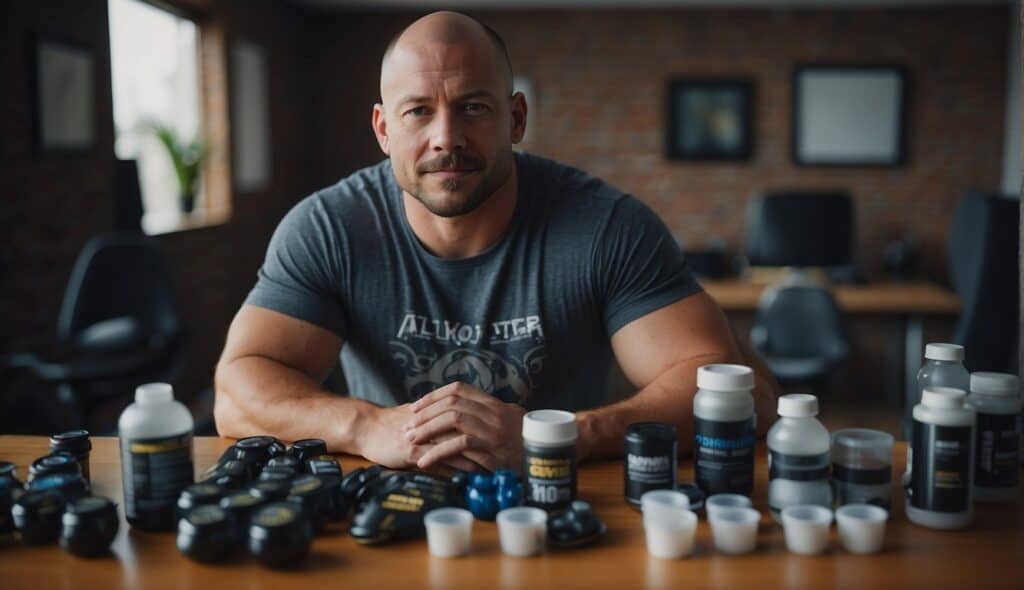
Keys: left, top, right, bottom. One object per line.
{"left": 245, "top": 152, "right": 701, "bottom": 412}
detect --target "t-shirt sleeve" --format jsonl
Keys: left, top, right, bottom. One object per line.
{"left": 594, "top": 196, "right": 703, "bottom": 336}
{"left": 244, "top": 194, "right": 348, "bottom": 339}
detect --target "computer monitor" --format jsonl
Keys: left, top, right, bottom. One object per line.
{"left": 744, "top": 190, "right": 854, "bottom": 267}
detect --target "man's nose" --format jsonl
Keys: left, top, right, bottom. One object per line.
{"left": 429, "top": 107, "right": 466, "bottom": 152}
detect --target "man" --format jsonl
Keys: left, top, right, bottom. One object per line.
{"left": 214, "top": 11, "right": 778, "bottom": 475}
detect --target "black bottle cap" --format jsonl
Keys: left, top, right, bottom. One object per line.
{"left": 267, "top": 456, "right": 301, "bottom": 471}
{"left": 625, "top": 422, "right": 678, "bottom": 443}
{"left": 220, "top": 491, "right": 267, "bottom": 542}
{"left": 176, "top": 483, "right": 225, "bottom": 520}
{"left": 28, "top": 452, "right": 81, "bottom": 481}
{"left": 287, "top": 475, "right": 329, "bottom": 532}
{"left": 304, "top": 454, "right": 342, "bottom": 476}
{"left": 259, "top": 468, "right": 297, "bottom": 482}
{"left": 314, "top": 474, "right": 347, "bottom": 521}
{"left": 249, "top": 502, "right": 313, "bottom": 569}
{"left": 549, "top": 500, "right": 607, "bottom": 548}
{"left": 677, "top": 482, "right": 706, "bottom": 511}
{"left": 234, "top": 436, "right": 279, "bottom": 467}
{"left": 176, "top": 505, "right": 232, "bottom": 563}
{"left": 26, "top": 472, "right": 89, "bottom": 501}
{"left": 12, "top": 489, "right": 66, "bottom": 544}
{"left": 249, "top": 479, "right": 291, "bottom": 502}
{"left": 60, "top": 495, "right": 119, "bottom": 558}
{"left": 49, "top": 430, "right": 92, "bottom": 455}
{"left": 289, "top": 439, "right": 328, "bottom": 462}
{"left": 268, "top": 439, "right": 288, "bottom": 459}
{"left": 201, "top": 460, "right": 249, "bottom": 489}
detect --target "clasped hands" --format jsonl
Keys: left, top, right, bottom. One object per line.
{"left": 361, "top": 381, "right": 526, "bottom": 476}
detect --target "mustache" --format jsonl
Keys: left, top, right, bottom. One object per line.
{"left": 417, "top": 153, "right": 484, "bottom": 174}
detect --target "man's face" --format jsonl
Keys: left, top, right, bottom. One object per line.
{"left": 374, "top": 40, "right": 525, "bottom": 218}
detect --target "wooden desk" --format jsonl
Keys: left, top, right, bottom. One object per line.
{"left": 2, "top": 435, "right": 1021, "bottom": 590}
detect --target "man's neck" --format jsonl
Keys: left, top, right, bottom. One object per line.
{"left": 402, "top": 165, "right": 519, "bottom": 259}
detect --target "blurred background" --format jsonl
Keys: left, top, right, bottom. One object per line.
{"left": 1, "top": 0, "right": 1020, "bottom": 439}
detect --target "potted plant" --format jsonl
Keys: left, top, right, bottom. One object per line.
{"left": 148, "top": 121, "right": 207, "bottom": 213}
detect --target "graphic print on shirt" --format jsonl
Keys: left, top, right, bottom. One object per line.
{"left": 388, "top": 312, "right": 546, "bottom": 403}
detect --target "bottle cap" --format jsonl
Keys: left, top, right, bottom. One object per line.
{"left": 249, "top": 502, "right": 313, "bottom": 568}
{"left": 60, "top": 496, "right": 119, "bottom": 558}
{"left": 697, "top": 364, "right": 754, "bottom": 392}
{"left": 49, "top": 430, "right": 92, "bottom": 455}
{"left": 12, "top": 489, "right": 66, "bottom": 544}
{"left": 135, "top": 383, "right": 174, "bottom": 404}
{"left": 289, "top": 439, "right": 328, "bottom": 462}
{"left": 29, "top": 453, "right": 81, "bottom": 481}
{"left": 249, "top": 479, "right": 292, "bottom": 502}
{"left": 522, "top": 410, "right": 577, "bottom": 445}
{"left": 922, "top": 387, "right": 967, "bottom": 408}
{"left": 924, "top": 343, "right": 965, "bottom": 362}
{"left": 26, "top": 473, "right": 89, "bottom": 501}
{"left": 625, "top": 422, "right": 677, "bottom": 443}
{"left": 970, "top": 372, "right": 1019, "bottom": 397}
{"left": 778, "top": 394, "right": 819, "bottom": 418}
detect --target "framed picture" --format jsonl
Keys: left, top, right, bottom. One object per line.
{"left": 792, "top": 64, "right": 907, "bottom": 166}
{"left": 32, "top": 36, "right": 95, "bottom": 153}
{"left": 667, "top": 78, "right": 754, "bottom": 161}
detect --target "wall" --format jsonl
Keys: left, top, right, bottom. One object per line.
{"left": 306, "top": 6, "right": 1008, "bottom": 281}
{"left": 1, "top": 0, "right": 317, "bottom": 432}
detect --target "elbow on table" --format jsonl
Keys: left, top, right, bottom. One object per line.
{"left": 212, "top": 361, "right": 250, "bottom": 439}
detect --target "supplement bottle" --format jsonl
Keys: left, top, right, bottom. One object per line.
{"left": 906, "top": 387, "right": 975, "bottom": 530}
{"left": 522, "top": 410, "right": 577, "bottom": 512}
{"left": 624, "top": 422, "right": 677, "bottom": 508}
{"left": 767, "top": 394, "right": 831, "bottom": 520}
{"left": 119, "top": 382, "right": 195, "bottom": 531}
{"left": 965, "top": 372, "right": 1021, "bottom": 503}
{"left": 693, "top": 364, "right": 756, "bottom": 496}
{"left": 907, "top": 343, "right": 970, "bottom": 437}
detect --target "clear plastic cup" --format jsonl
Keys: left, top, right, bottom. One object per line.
{"left": 641, "top": 489, "right": 690, "bottom": 523}
{"left": 497, "top": 507, "right": 547, "bottom": 557}
{"left": 424, "top": 507, "right": 473, "bottom": 558}
{"left": 831, "top": 429, "right": 893, "bottom": 511}
{"left": 705, "top": 493, "right": 753, "bottom": 519}
{"left": 644, "top": 508, "right": 698, "bottom": 559}
{"left": 781, "top": 505, "right": 833, "bottom": 555}
{"left": 708, "top": 506, "right": 760, "bottom": 554}
{"left": 836, "top": 504, "right": 887, "bottom": 554}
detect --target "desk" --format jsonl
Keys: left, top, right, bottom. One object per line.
{"left": 2, "top": 435, "right": 1021, "bottom": 590}
{"left": 702, "top": 279, "right": 961, "bottom": 420}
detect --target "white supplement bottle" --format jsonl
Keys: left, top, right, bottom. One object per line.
{"left": 966, "top": 372, "right": 1021, "bottom": 503}
{"left": 906, "top": 387, "right": 975, "bottom": 530}
{"left": 908, "top": 343, "right": 970, "bottom": 437}
{"left": 694, "top": 364, "right": 756, "bottom": 497}
{"left": 119, "top": 382, "right": 195, "bottom": 531}
{"left": 768, "top": 394, "right": 831, "bottom": 521}
{"left": 522, "top": 410, "right": 577, "bottom": 512}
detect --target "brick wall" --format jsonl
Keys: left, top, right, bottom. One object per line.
{"left": 305, "top": 6, "right": 1008, "bottom": 280}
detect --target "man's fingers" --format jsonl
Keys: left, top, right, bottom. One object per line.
{"left": 441, "top": 456, "right": 482, "bottom": 473}
{"left": 409, "top": 381, "right": 462, "bottom": 412}
{"left": 406, "top": 395, "right": 496, "bottom": 431}
{"left": 416, "top": 434, "right": 480, "bottom": 470}
{"left": 407, "top": 409, "right": 495, "bottom": 445}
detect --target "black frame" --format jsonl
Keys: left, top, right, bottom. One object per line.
{"left": 791, "top": 64, "right": 908, "bottom": 167}
{"left": 30, "top": 34, "right": 96, "bottom": 155}
{"left": 666, "top": 77, "right": 754, "bottom": 162}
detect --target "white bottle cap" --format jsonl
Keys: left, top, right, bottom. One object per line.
{"left": 778, "top": 394, "right": 819, "bottom": 418}
{"left": 970, "top": 372, "right": 1019, "bottom": 397}
{"left": 697, "top": 364, "right": 754, "bottom": 392}
{"left": 135, "top": 382, "right": 174, "bottom": 404}
{"left": 522, "top": 410, "right": 577, "bottom": 445}
{"left": 924, "top": 343, "right": 965, "bottom": 362}
{"left": 921, "top": 386, "right": 967, "bottom": 409}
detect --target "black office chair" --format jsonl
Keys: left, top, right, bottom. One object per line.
{"left": 3, "top": 233, "right": 184, "bottom": 433}
{"left": 751, "top": 282, "right": 850, "bottom": 393}
{"left": 948, "top": 190, "right": 1019, "bottom": 372}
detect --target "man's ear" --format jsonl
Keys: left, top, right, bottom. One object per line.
{"left": 510, "top": 91, "right": 528, "bottom": 144}
{"left": 372, "top": 103, "right": 390, "bottom": 155}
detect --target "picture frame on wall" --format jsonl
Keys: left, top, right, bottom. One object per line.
{"left": 792, "top": 64, "right": 908, "bottom": 166}
{"left": 666, "top": 78, "right": 754, "bottom": 162}
{"left": 32, "top": 35, "right": 96, "bottom": 153}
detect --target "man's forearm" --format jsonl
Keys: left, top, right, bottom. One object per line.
{"left": 214, "top": 355, "right": 378, "bottom": 454}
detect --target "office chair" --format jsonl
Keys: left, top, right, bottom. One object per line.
{"left": 3, "top": 233, "right": 185, "bottom": 433}
{"left": 948, "top": 190, "right": 1019, "bottom": 372}
{"left": 750, "top": 280, "right": 850, "bottom": 393}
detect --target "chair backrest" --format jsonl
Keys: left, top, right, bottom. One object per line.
{"left": 948, "top": 190, "right": 1019, "bottom": 372}
{"left": 746, "top": 190, "right": 854, "bottom": 267}
{"left": 57, "top": 233, "right": 181, "bottom": 349}
{"left": 753, "top": 284, "right": 848, "bottom": 359}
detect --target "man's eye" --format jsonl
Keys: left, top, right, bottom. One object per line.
{"left": 404, "top": 106, "right": 428, "bottom": 117}
{"left": 463, "top": 103, "right": 489, "bottom": 114}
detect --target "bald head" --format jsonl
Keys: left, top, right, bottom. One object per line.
{"left": 380, "top": 11, "right": 513, "bottom": 98}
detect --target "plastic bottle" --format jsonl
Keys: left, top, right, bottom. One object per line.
{"left": 694, "top": 364, "right": 756, "bottom": 497}
{"left": 768, "top": 394, "right": 831, "bottom": 520}
{"left": 908, "top": 343, "right": 970, "bottom": 437}
{"left": 119, "top": 382, "right": 195, "bottom": 531}
{"left": 522, "top": 410, "right": 577, "bottom": 512}
{"left": 965, "top": 372, "right": 1021, "bottom": 503}
{"left": 906, "top": 387, "right": 975, "bottom": 530}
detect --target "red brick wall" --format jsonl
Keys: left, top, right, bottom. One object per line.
{"left": 306, "top": 6, "right": 1008, "bottom": 280}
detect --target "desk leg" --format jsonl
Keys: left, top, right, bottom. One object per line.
{"left": 903, "top": 315, "right": 924, "bottom": 439}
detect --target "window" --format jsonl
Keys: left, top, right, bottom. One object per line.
{"left": 109, "top": 0, "right": 224, "bottom": 234}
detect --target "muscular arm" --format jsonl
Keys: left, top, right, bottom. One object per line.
{"left": 576, "top": 292, "right": 779, "bottom": 461}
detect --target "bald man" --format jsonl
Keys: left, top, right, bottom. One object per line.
{"left": 214, "top": 12, "right": 778, "bottom": 474}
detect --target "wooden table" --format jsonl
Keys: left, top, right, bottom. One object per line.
{"left": 1, "top": 435, "right": 1021, "bottom": 590}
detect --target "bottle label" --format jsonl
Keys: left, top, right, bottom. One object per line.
{"left": 120, "top": 432, "right": 194, "bottom": 519}
{"left": 974, "top": 412, "right": 1020, "bottom": 488}
{"left": 768, "top": 451, "right": 829, "bottom": 482}
{"left": 626, "top": 453, "right": 674, "bottom": 485}
{"left": 694, "top": 417, "right": 755, "bottom": 495}
{"left": 523, "top": 444, "right": 576, "bottom": 511}
{"left": 909, "top": 420, "right": 971, "bottom": 512}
